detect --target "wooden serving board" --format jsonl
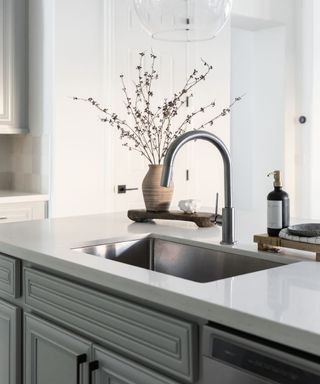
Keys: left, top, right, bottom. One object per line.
{"left": 254, "top": 234, "right": 320, "bottom": 261}
{"left": 128, "top": 209, "right": 215, "bottom": 228}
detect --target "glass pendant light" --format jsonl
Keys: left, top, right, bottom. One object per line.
{"left": 134, "top": 0, "right": 233, "bottom": 42}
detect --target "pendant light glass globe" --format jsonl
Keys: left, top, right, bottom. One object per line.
{"left": 134, "top": 0, "right": 233, "bottom": 42}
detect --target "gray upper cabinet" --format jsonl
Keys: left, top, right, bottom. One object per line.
{"left": 0, "top": 0, "right": 28, "bottom": 134}
{"left": 24, "top": 313, "right": 91, "bottom": 384}
{"left": 0, "top": 299, "right": 21, "bottom": 384}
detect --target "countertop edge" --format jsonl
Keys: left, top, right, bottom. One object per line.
{"left": 1, "top": 239, "right": 319, "bottom": 358}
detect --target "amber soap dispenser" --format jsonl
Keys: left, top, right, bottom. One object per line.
{"left": 267, "top": 170, "right": 290, "bottom": 237}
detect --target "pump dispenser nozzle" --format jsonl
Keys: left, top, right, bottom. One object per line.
{"left": 267, "top": 170, "right": 282, "bottom": 188}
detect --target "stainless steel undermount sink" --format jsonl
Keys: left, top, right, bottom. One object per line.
{"left": 72, "top": 237, "right": 284, "bottom": 283}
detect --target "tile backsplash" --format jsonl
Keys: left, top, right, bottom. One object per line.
{"left": 0, "top": 133, "right": 49, "bottom": 193}
{"left": 0, "top": 137, "right": 13, "bottom": 189}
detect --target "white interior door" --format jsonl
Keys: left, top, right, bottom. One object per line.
{"left": 105, "top": 0, "right": 232, "bottom": 213}
{"left": 105, "top": 0, "right": 191, "bottom": 212}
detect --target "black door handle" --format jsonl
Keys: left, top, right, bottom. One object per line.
{"left": 117, "top": 185, "right": 139, "bottom": 194}
{"left": 76, "top": 354, "right": 87, "bottom": 384}
{"left": 88, "top": 360, "right": 99, "bottom": 384}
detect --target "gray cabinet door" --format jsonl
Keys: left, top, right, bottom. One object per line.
{"left": 0, "top": 253, "right": 21, "bottom": 298}
{"left": 25, "top": 268, "right": 196, "bottom": 382}
{"left": 0, "top": 299, "right": 21, "bottom": 384}
{"left": 24, "top": 314, "right": 91, "bottom": 384}
{"left": 91, "top": 345, "right": 180, "bottom": 384}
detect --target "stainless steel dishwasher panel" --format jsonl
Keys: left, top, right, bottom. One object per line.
{"left": 202, "top": 355, "right": 270, "bottom": 383}
{"left": 201, "top": 325, "right": 320, "bottom": 384}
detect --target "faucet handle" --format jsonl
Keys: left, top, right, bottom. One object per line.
{"left": 211, "top": 193, "right": 223, "bottom": 226}
{"left": 215, "top": 192, "right": 219, "bottom": 217}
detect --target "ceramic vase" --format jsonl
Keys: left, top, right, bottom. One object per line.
{"left": 142, "top": 165, "right": 174, "bottom": 212}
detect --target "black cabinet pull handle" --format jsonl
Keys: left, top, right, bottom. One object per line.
{"left": 76, "top": 354, "right": 87, "bottom": 384}
{"left": 88, "top": 360, "right": 99, "bottom": 384}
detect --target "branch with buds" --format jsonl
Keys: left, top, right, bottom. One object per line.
{"left": 74, "top": 52, "right": 242, "bottom": 164}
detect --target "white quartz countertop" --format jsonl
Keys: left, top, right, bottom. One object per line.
{"left": 0, "top": 190, "right": 49, "bottom": 203}
{"left": 0, "top": 211, "right": 319, "bottom": 356}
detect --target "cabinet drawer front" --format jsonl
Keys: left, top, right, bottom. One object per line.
{"left": 25, "top": 268, "right": 197, "bottom": 383}
{"left": 0, "top": 254, "right": 21, "bottom": 298}
{"left": 93, "top": 345, "right": 180, "bottom": 384}
{"left": 0, "top": 201, "right": 47, "bottom": 224}
{"left": 0, "top": 207, "right": 33, "bottom": 223}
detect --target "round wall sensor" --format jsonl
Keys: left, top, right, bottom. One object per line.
{"left": 299, "top": 116, "right": 307, "bottom": 124}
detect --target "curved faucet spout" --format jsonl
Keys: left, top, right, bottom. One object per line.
{"left": 161, "top": 130, "right": 235, "bottom": 245}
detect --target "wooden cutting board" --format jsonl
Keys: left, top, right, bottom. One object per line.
{"left": 128, "top": 209, "right": 216, "bottom": 228}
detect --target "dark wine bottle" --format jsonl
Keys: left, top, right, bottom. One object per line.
{"left": 267, "top": 170, "right": 290, "bottom": 237}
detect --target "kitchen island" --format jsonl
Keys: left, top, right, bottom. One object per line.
{"left": 0, "top": 212, "right": 319, "bottom": 383}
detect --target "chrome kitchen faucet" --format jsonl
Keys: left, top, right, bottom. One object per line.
{"left": 160, "top": 130, "right": 236, "bottom": 245}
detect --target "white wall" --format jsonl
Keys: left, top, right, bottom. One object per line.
{"left": 231, "top": 26, "right": 286, "bottom": 217}
{"left": 294, "top": 0, "right": 313, "bottom": 218}
{"left": 233, "top": 0, "right": 295, "bottom": 24}
{"left": 312, "top": 0, "right": 320, "bottom": 212}
{"left": 311, "top": 0, "right": 320, "bottom": 217}
{"left": 231, "top": 0, "right": 298, "bottom": 220}
{"left": 49, "top": 0, "right": 107, "bottom": 217}
{"left": 307, "top": 0, "right": 320, "bottom": 219}
{"left": 230, "top": 28, "right": 255, "bottom": 212}
{"left": 185, "top": 27, "right": 231, "bottom": 210}
{"left": 292, "top": 0, "right": 320, "bottom": 220}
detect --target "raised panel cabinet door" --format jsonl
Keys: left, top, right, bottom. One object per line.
{"left": 24, "top": 313, "right": 91, "bottom": 384}
{"left": 90, "top": 345, "right": 180, "bottom": 384}
{"left": 0, "top": 299, "right": 21, "bottom": 384}
{"left": 0, "top": 253, "right": 21, "bottom": 298}
{"left": 25, "top": 268, "right": 197, "bottom": 382}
